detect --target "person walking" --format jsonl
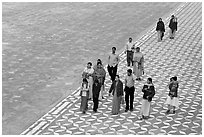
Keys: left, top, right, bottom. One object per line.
{"left": 124, "top": 37, "right": 135, "bottom": 67}
{"left": 109, "top": 75, "right": 124, "bottom": 115}
{"left": 93, "top": 61, "right": 106, "bottom": 100}
{"left": 139, "top": 78, "right": 155, "bottom": 120}
{"left": 133, "top": 47, "right": 144, "bottom": 80}
{"left": 107, "top": 47, "right": 120, "bottom": 82}
{"left": 124, "top": 69, "right": 136, "bottom": 112}
{"left": 171, "top": 17, "right": 178, "bottom": 39}
{"left": 79, "top": 78, "right": 89, "bottom": 114}
{"left": 92, "top": 78, "right": 101, "bottom": 113}
{"left": 165, "top": 76, "right": 179, "bottom": 114}
{"left": 169, "top": 15, "right": 178, "bottom": 39}
{"left": 156, "top": 18, "right": 165, "bottom": 42}
{"left": 82, "top": 62, "right": 94, "bottom": 100}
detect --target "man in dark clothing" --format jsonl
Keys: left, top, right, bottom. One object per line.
{"left": 92, "top": 78, "right": 101, "bottom": 112}
{"left": 124, "top": 69, "right": 136, "bottom": 112}
{"left": 169, "top": 15, "right": 178, "bottom": 39}
{"left": 156, "top": 18, "right": 165, "bottom": 42}
{"left": 107, "top": 47, "right": 120, "bottom": 82}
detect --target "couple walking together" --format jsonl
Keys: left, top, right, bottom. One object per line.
{"left": 108, "top": 69, "right": 136, "bottom": 115}
{"left": 80, "top": 60, "right": 106, "bottom": 113}
{"left": 125, "top": 38, "right": 144, "bottom": 80}
{"left": 156, "top": 15, "right": 178, "bottom": 42}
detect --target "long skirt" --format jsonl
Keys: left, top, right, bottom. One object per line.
{"left": 165, "top": 96, "right": 179, "bottom": 108}
{"left": 140, "top": 99, "right": 150, "bottom": 116}
{"left": 112, "top": 91, "right": 122, "bottom": 115}
{"left": 80, "top": 96, "right": 88, "bottom": 112}
{"left": 88, "top": 76, "right": 93, "bottom": 99}
{"left": 133, "top": 62, "right": 143, "bottom": 78}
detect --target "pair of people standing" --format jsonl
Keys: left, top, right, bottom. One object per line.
{"left": 125, "top": 38, "right": 144, "bottom": 80}
{"left": 81, "top": 60, "right": 106, "bottom": 113}
{"left": 109, "top": 69, "right": 135, "bottom": 115}
{"left": 156, "top": 15, "right": 178, "bottom": 41}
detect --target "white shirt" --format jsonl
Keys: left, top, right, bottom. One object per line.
{"left": 126, "top": 42, "right": 134, "bottom": 51}
{"left": 133, "top": 52, "right": 144, "bottom": 62}
{"left": 125, "top": 74, "right": 136, "bottom": 87}
{"left": 108, "top": 53, "right": 120, "bottom": 67}
{"left": 83, "top": 67, "right": 94, "bottom": 74}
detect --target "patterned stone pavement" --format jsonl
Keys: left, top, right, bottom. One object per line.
{"left": 21, "top": 2, "right": 202, "bottom": 135}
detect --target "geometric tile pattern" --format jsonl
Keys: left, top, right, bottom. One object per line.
{"left": 21, "top": 2, "right": 202, "bottom": 135}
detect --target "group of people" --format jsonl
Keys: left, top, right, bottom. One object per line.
{"left": 80, "top": 59, "right": 106, "bottom": 113}
{"left": 78, "top": 15, "right": 179, "bottom": 120}
{"left": 156, "top": 15, "right": 178, "bottom": 42}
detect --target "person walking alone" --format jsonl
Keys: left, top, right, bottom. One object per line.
{"left": 156, "top": 18, "right": 165, "bottom": 42}
{"left": 169, "top": 15, "right": 178, "bottom": 39}
{"left": 107, "top": 47, "right": 120, "bottom": 82}
{"left": 124, "top": 69, "right": 136, "bottom": 112}
{"left": 125, "top": 37, "right": 135, "bottom": 67}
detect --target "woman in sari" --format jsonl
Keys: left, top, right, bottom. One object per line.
{"left": 109, "top": 75, "right": 124, "bottom": 115}
{"left": 133, "top": 47, "right": 144, "bottom": 80}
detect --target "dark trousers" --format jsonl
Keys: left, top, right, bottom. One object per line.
{"left": 92, "top": 83, "right": 101, "bottom": 111}
{"left": 125, "top": 86, "right": 135, "bottom": 110}
{"left": 93, "top": 97, "right": 99, "bottom": 111}
{"left": 161, "top": 32, "right": 164, "bottom": 40}
{"left": 127, "top": 51, "right": 133, "bottom": 66}
{"left": 107, "top": 65, "right": 118, "bottom": 82}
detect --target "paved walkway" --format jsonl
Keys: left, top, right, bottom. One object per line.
{"left": 21, "top": 2, "right": 202, "bottom": 135}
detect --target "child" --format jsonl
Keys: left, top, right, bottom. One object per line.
{"left": 165, "top": 76, "right": 179, "bottom": 114}
{"left": 92, "top": 77, "right": 101, "bottom": 113}
{"left": 80, "top": 78, "right": 89, "bottom": 114}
